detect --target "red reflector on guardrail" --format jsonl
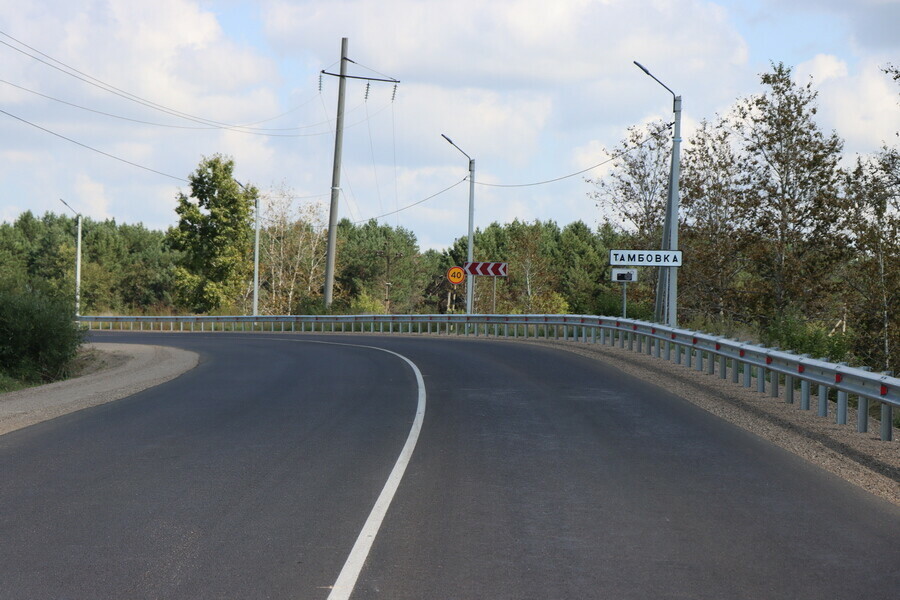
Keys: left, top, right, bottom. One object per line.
{"left": 798, "top": 365, "right": 805, "bottom": 373}
{"left": 671, "top": 333, "right": 677, "bottom": 340}
{"left": 881, "top": 385, "right": 888, "bottom": 396}
{"left": 835, "top": 373, "right": 843, "bottom": 383}
{"left": 692, "top": 337, "right": 698, "bottom": 345}
{"left": 633, "top": 325, "right": 638, "bottom": 331}
{"left": 715, "top": 343, "right": 721, "bottom": 351}
{"left": 766, "top": 356, "right": 773, "bottom": 365}
{"left": 739, "top": 350, "right": 745, "bottom": 357}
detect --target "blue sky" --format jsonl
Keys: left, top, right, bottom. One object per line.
{"left": 1, "top": 0, "right": 898, "bottom": 251}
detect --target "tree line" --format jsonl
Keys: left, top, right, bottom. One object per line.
{"left": 0, "top": 62, "right": 896, "bottom": 372}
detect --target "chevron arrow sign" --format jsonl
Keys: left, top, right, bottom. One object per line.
{"left": 464, "top": 262, "right": 508, "bottom": 277}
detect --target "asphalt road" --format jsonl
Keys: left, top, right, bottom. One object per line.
{"left": 1, "top": 333, "right": 897, "bottom": 599}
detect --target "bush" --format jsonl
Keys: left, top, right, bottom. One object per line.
{"left": 760, "top": 312, "right": 852, "bottom": 363}
{"left": 0, "top": 289, "right": 84, "bottom": 383}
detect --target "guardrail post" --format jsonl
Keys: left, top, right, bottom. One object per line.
{"left": 770, "top": 371, "right": 779, "bottom": 398}
{"left": 742, "top": 362, "right": 751, "bottom": 387}
{"left": 757, "top": 366, "right": 765, "bottom": 393}
{"left": 837, "top": 390, "right": 848, "bottom": 425}
{"left": 818, "top": 385, "right": 828, "bottom": 417}
{"left": 720, "top": 355, "right": 727, "bottom": 379}
{"left": 857, "top": 396, "right": 869, "bottom": 433}
{"left": 784, "top": 375, "right": 794, "bottom": 403}
{"left": 881, "top": 404, "right": 893, "bottom": 441}
{"left": 800, "top": 380, "right": 810, "bottom": 410}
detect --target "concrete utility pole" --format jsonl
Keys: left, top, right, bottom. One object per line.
{"left": 634, "top": 61, "right": 681, "bottom": 327}
{"left": 321, "top": 38, "right": 400, "bottom": 311}
{"left": 59, "top": 199, "right": 82, "bottom": 316}
{"left": 253, "top": 193, "right": 260, "bottom": 316}
{"left": 323, "top": 37, "right": 349, "bottom": 311}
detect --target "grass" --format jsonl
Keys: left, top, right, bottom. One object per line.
{"left": 0, "top": 371, "right": 30, "bottom": 394}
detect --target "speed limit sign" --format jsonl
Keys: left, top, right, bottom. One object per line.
{"left": 447, "top": 266, "right": 465, "bottom": 285}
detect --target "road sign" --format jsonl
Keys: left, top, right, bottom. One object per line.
{"left": 463, "top": 262, "right": 508, "bottom": 277}
{"left": 612, "top": 268, "right": 638, "bottom": 282}
{"left": 609, "top": 250, "right": 682, "bottom": 266}
{"left": 447, "top": 266, "right": 466, "bottom": 284}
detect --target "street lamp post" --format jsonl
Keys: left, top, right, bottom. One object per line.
{"left": 441, "top": 134, "right": 475, "bottom": 314}
{"left": 634, "top": 61, "right": 681, "bottom": 327}
{"left": 59, "top": 199, "right": 82, "bottom": 317}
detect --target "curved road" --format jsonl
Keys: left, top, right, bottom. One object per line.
{"left": 1, "top": 333, "right": 897, "bottom": 599}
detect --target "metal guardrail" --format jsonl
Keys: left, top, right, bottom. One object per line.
{"left": 78, "top": 313, "right": 899, "bottom": 441}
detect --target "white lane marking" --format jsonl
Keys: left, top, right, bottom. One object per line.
{"left": 324, "top": 344, "right": 426, "bottom": 600}
{"left": 190, "top": 335, "right": 427, "bottom": 597}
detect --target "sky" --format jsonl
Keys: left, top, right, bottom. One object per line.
{"left": 1, "top": 0, "right": 898, "bottom": 251}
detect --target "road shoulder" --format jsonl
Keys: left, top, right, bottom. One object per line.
{"left": 0, "top": 343, "right": 199, "bottom": 436}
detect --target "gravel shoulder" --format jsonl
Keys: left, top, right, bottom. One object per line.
{"left": 0, "top": 343, "right": 199, "bottom": 436}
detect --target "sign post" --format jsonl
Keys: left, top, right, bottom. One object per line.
{"left": 463, "top": 262, "right": 508, "bottom": 313}
{"left": 612, "top": 268, "right": 638, "bottom": 318}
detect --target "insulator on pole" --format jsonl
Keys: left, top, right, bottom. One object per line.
{"left": 391, "top": 84, "right": 397, "bottom": 102}
{"left": 318, "top": 72, "right": 323, "bottom": 92}
{"left": 364, "top": 81, "right": 370, "bottom": 100}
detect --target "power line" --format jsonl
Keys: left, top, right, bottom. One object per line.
{"left": 0, "top": 30, "right": 326, "bottom": 133}
{"left": 0, "top": 107, "right": 188, "bottom": 182}
{"left": 473, "top": 125, "right": 673, "bottom": 188}
{"left": 354, "top": 177, "right": 468, "bottom": 223}
{"left": 1, "top": 78, "right": 393, "bottom": 138}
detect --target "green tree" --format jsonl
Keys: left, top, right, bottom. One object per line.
{"left": 842, "top": 147, "right": 900, "bottom": 371}
{"left": 589, "top": 120, "right": 671, "bottom": 247}
{"left": 679, "top": 117, "right": 749, "bottom": 324}
{"left": 167, "top": 155, "right": 256, "bottom": 313}
{"left": 335, "top": 219, "right": 425, "bottom": 314}
{"left": 731, "top": 63, "right": 846, "bottom": 322}
{"left": 258, "top": 184, "right": 327, "bottom": 315}
{"left": 503, "top": 220, "right": 566, "bottom": 314}
{"left": 559, "top": 221, "right": 604, "bottom": 314}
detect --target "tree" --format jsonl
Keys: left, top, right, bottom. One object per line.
{"left": 258, "top": 184, "right": 327, "bottom": 315}
{"left": 503, "top": 220, "right": 567, "bottom": 314}
{"left": 843, "top": 147, "right": 900, "bottom": 371}
{"left": 679, "top": 117, "right": 749, "bottom": 323}
{"left": 559, "top": 221, "right": 604, "bottom": 314}
{"left": 730, "top": 62, "right": 846, "bottom": 322}
{"left": 167, "top": 155, "right": 255, "bottom": 313}
{"left": 335, "top": 219, "right": 425, "bottom": 314}
{"left": 589, "top": 120, "right": 672, "bottom": 247}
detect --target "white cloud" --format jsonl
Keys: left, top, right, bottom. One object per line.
{"left": 73, "top": 173, "right": 111, "bottom": 219}
{"left": 796, "top": 54, "right": 848, "bottom": 85}
{"left": 811, "top": 58, "right": 900, "bottom": 152}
